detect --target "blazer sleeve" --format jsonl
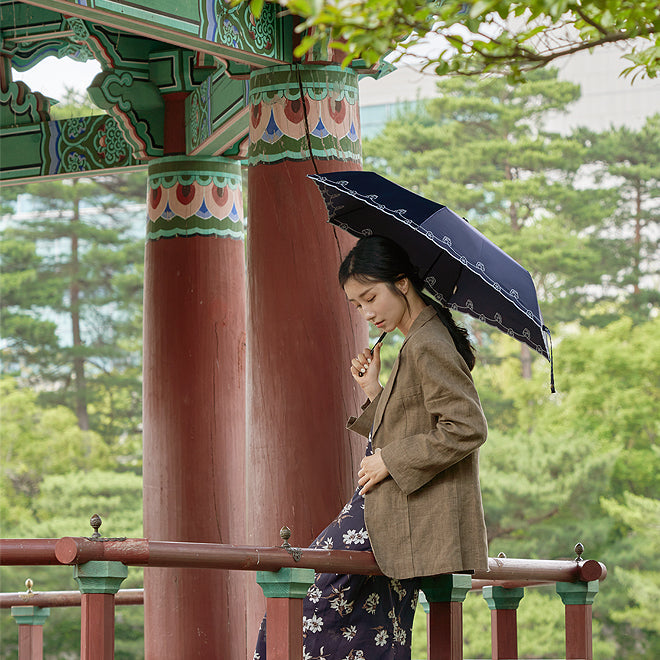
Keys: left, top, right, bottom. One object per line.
{"left": 379, "top": 336, "right": 487, "bottom": 495}
{"left": 346, "top": 391, "right": 382, "bottom": 438}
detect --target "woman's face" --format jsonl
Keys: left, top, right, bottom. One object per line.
{"left": 343, "top": 276, "right": 411, "bottom": 335}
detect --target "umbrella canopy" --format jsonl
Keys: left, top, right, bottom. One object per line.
{"left": 309, "top": 170, "right": 552, "bottom": 363}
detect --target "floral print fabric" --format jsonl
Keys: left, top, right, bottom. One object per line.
{"left": 254, "top": 442, "right": 419, "bottom": 660}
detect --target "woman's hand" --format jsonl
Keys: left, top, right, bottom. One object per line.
{"left": 358, "top": 448, "right": 389, "bottom": 495}
{"left": 351, "top": 342, "right": 383, "bottom": 401}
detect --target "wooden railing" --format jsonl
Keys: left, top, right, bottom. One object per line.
{"left": 1, "top": 536, "right": 606, "bottom": 660}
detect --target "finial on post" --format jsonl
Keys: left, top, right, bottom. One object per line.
{"left": 20, "top": 578, "right": 35, "bottom": 602}
{"left": 279, "top": 525, "right": 302, "bottom": 561}
{"left": 574, "top": 542, "right": 584, "bottom": 562}
{"left": 90, "top": 514, "right": 102, "bottom": 539}
{"left": 280, "top": 525, "right": 292, "bottom": 548}
{"left": 85, "top": 514, "right": 126, "bottom": 542}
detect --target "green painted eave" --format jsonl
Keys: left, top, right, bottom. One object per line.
{"left": 13, "top": 0, "right": 294, "bottom": 67}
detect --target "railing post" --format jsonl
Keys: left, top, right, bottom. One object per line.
{"left": 256, "top": 567, "right": 315, "bottom": 660}
{"left": 556, "top": 580, "right": 599, "bottom": 660}
{"left": 421, "top": 574, "right": 472, "bottom": 660}
{"left": 483, "top": 585, "right": 525, "bottom": 660}
{"left": 10, "top": 605, "right": 50, "bottom": 660}
{"left": 73, "top": 560, "right": 128, "bottom": 660}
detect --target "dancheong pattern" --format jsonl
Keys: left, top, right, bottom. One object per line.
{"left": 248, "top": 65, "right": 361, "bottom": 165}
{"left": 47, "top": 115, "right": 136, "bottom": 174}
{"left": 147, "top": 156, "right": 243, "bottom": 241}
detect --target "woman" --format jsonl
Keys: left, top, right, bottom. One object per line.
{"left": 254, "top": 235, "right": 488, "bottom": 660}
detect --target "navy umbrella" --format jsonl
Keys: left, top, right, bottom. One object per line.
{"left": 309, "top": 170, "right": 553, "bottom": 386}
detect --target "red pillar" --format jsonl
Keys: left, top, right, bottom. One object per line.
{"left": 246, "top": 64, "right": 367, "bottom": 642}
{"left": 143, "top": 156, "right": 246, "bottom": 658}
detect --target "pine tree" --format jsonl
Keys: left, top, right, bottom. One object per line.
{"left": 1, "top": 171, "right": 145, "bottom": 440}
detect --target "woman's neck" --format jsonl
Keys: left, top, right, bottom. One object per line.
{"left": 398, "top": 292, "right": 428, "bottom": 336}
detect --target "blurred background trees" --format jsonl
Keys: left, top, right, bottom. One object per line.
{"left": 1, "top": 78, "right": 658, "bottom": 658}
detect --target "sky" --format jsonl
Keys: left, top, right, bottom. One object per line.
{"left": 13, "top": 57, "right": 102, "bottom": 100}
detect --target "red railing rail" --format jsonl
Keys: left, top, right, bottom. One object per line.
{"left": 1, "top": 537, "right": 607, "bottom": 660}
{"left": 0, "top": 589, "right": 144, "bottom": 608}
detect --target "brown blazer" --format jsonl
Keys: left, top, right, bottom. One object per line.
{"left": 347, "top": 306, "right": 488, "bottom": 579}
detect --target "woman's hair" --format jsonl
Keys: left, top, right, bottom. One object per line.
{"left": 339, "top": 235, "right": 476, "bottom": 371}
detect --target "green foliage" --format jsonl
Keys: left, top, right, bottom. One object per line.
{"left": 260, "top": 0, "right": 660, "bottom": 81}
{"left": 574, "top": 114, "right": 660, "bottom": 322}
{"left": 0, "top": 378, "right": 113, "bottom": 523}
{"left": 600, "top": 493, "right": 660, "bottom": 658}
{"left": 1, "top": 171, "right": 146, "bottom": 447}
{"left": 0, "top": 383, "right": 144, "bottom": 658}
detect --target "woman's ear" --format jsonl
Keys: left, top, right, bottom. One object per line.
{"left": 396, "top": 277, "right": 409, "bottom": 295}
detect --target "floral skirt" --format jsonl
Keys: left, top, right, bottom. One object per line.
{"left": 254, "top": 442, "right": 419, "bottom": 660}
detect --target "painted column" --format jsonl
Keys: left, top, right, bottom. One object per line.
{"left": 421, "top": 574, "right": 472, "bottom": 660}
{"left": 142, "top": 155, "right": 246, "bottom": 659}
{"left": 246, "top": 64, "right": 367, "bottom": 641}
{"left": 11, "top": 605, "right": 50, "bottom": 660}
{"left": 483, "top": 586, "right": 525, "bottom": 660}
{"left": 556, "top": 580, "right": 599, "bottom": 660}
{"left": 256, "top": 567, "right": 315, "bottom": 660}
{"left": 74, "top": 560, "right": 128, "bottom": 660}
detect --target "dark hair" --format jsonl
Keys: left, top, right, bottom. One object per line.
{"left": 339, "top": 235, "right": 476, "bottom": 371}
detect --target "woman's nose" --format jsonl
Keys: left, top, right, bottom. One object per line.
{"left": 364, "top": 308, "right": 375, "bottom": 319}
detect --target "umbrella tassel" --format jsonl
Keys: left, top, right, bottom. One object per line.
{"left": 544, "top": 326, "right": 556, "bottom": 394}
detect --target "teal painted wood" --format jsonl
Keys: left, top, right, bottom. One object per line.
{"left": 10, "top": 606, "right": 51, "bottom": 626}
{"left": 0, "top": 4, "right": 94, "bottom": 71}
{"left": 73, "top": 561, "right": 128, "bottom": 595}
{"left": 420, "top": 574, "right": 472, "bottom": 610}
{"left": 0, "top": 77, "right": 51, "bottom": 127}
{"left": 0, "top": 114, "right": 142, "bottom": 185}
{"left": 483, "top": 585, "right": 525, "bottom": 610}
{"left": 256, "top": 567, "right": 315, "bottom": 599}
{"left": 15, "top": 0, "right": 292, "bottom": 66}
{"left": 187, "top": 67, "right": 249, "bottom": 156}
{"left": 146, "top": 155, "right": 244, "bottom": 241}
{"left": 248, "top": 64, "right": 361, "bottom": 165}
{"left": 88, "top": 70, "right": 164, "bottom": 158}
{"left": 556, "top": 580, "right": 599, "bottom": 606}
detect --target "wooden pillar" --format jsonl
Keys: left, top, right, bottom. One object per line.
{"left": 246, "top": 64, "right": 367, "bottom": 641}
{"left": 11, "top": 606, "right": 50, "bottom": 660}
{"left": 143, "top": 155, "right": 247, "bottom": 659}
{"left": 256, "top": 567, "right": 315, "bottom": 660}
{"left": 556, "top": 580, "right": 599, "bottom": 660}
{"left": 483, "top": 586, "right": 525, "bottom": 660}
{"left": 421, "top": 574, "right": 472, "bottom": 660}
{"left": 73, "top": 560, "right": 128, "bottom": 660}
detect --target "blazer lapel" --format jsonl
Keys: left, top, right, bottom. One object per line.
{"left": 371, "top": 306, "right": 437, "bottom": 437}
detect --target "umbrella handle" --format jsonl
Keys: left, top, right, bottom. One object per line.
{"left": 358, "top": 332, "right": 387, "bottom": 377}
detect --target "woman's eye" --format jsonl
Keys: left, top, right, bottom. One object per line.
{"left": 367, "top": 296, "right": 375, "bottom": 303}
